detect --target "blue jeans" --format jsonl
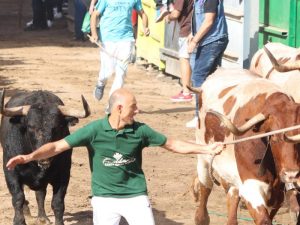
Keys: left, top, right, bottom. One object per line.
{"left": 74, "top": 0, "right": 87, "bottom": 40}
{"left": 190, "top": 37, "right": 228, "bottom": 115}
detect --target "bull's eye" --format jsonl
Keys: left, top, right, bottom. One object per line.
{"left": 27, "top": 125, "right": 35, "bottom": 132}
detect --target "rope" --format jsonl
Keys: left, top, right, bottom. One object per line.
{"left": 222, "top": 123, "right": 300, "bottom": 145}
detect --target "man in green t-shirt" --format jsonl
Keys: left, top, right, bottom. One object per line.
{"left": 6, "top": 88, "right": 223, "bottom": 225}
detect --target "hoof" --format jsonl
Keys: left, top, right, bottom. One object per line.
{"left": 36, "top": 216, "right": 51, "bottom": 225}
{"left": 287, "top": 190, "right": 300, "bottom": 213}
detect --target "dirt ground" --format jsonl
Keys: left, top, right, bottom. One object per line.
{"left": 0, "top": 0, "right": 295, "bottom": 224}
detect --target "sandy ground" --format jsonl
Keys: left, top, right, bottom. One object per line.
{"left": 0, "top": 0, "right": 295, "bottom": 224}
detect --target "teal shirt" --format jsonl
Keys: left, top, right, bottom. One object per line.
{"left": 95, "top": 0, "right": 143, "bottom": 42}
{"left": 64, "top": 116, "right": 167, "bottom": 198}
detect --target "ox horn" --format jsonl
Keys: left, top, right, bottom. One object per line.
{"left": 58, "top": 95, "right": 91, "bottom": 118}
{"left": 208, "top": 110, "right": 266, "bottom": 135}
{"left": 284, "top": 133, "right": 300, "bottom": 143}
{"left": 186, "top": 85, "right": 201, "bottom": 94}
{"left": 0, "top": 89, "right": 31, "bottom": 117}
{"left": 264, "top": 45, "right": 300, "bottom": 72}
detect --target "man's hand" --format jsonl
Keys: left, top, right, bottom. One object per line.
{"left": 188, "top": 38, "right": 197, "bottom": 54}
{"left": 165, "top": 15, "right": 171, "bottom": 23}
{"left": 187, "top": 33, "right": 193, "bottom": 43}
{"left": 206, "top": 142, "right": 225, "bottom": 155}
{"left": 88, "top": 34, "right": 98, "bottom": 44}
{"left": 6, "top": 155, "right": 30, "bottom": 170}
{"left": 143, "top": 27, "right": 150, "bottom": 36}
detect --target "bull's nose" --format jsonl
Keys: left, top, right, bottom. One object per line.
{"left": 281, "top": 169, "right": 300, "bottom": 183}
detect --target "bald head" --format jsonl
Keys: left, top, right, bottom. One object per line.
{"left": 108, "top": 88, "right": 135, "bottom": 112}
{"left": 108, "top": 88, "right": 138, "bottom": 129}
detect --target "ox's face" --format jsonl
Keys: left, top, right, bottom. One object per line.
{"left": 263, "top": 94, "right": 300, "bottom": 183}
{"left": 269, "top": 133, "right": 300, "bottom": 183}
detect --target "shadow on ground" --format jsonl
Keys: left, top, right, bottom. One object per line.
{"left": 63, "top": 208, "right": 184, "bottom": 225}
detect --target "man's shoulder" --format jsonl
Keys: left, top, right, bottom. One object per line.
{"left": 132, "top": 121, "right": 147, "bottom": 129}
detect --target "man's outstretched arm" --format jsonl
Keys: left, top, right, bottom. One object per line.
{"left": 6, "top": 139, "right": 71, "bottom": 170}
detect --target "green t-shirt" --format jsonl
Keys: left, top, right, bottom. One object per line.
{"left": 64, "top": 115, "right": 167, "bottom": 198}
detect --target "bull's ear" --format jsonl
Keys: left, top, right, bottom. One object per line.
{"left": 65, "top": 116, "right": 79, "bottom": 127}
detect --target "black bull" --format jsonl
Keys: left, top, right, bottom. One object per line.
{"left": 0, "top": 90, "right": 90, "bottom": 225}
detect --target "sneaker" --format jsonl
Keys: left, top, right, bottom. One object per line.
{"left": 47, "top": 20, "right": 53, "bottom": 28}
{"left": 186, "top": 116, "right": 199, "bottom": 128}
{"left": 26, "top": 20, "right": 33, "bottom": 26}
{"left": 54, "top": 12, "right": 63, "bottom": 19}
{"left": 155, "top": 5, "right": 169, "bottom": 23}
{"left": 170, "top": 91, "right": 193, "bottom": 102}
{"left": 93, "top": 85, "right": 105, "bottom": 101}
{"left": 24, "top": 23, "right": 48, "bottom": 31}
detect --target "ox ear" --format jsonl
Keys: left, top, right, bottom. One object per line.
{"left": 65, "top": 116, "right": 79, "bottom": 127}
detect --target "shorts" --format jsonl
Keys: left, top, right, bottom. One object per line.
{"left": 178, "top": 37, "right": 190, "bottom": 59}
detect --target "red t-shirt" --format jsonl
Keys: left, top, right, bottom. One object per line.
{"left": 173, "top": 0, "right": 194, "bottom": 37}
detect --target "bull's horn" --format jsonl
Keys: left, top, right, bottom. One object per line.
{"left": 208, "top": 110, "right": 266, "bottom": 135}
{"left": 264, "top": 45, "right": 300, "bottom": 72}
{"left": 58, "top": 95, "right": 90, "bottom": 118}
{"left": 0, "top": 89, "right": 4, "bottom": 114}
{"left": 0, "top": 89, "right": 31, "bottom": 117}
{"left": 284, "top": 133, "right": 300, "bottom": 143}
{"left": 186, "top": 85, "right": 201, "bottom": 94}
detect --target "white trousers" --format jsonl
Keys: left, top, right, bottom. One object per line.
{"left": 97, "top": 40, "right": 134, "bottom": 97}
{"left": 91, "top": 195, "right": 155, "bottom": 225}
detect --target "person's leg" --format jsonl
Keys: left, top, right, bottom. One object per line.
{"left": 171, "top": 37, "right": 192, "bottom": 102}
{"left": 181, "top": 58, "right": 192, "bottom": 93}
{"left": 91, "top": 197, "right": 121, "bottom": 225}
{"left": 74, "top": 0, "right": 87, "bottom": 40}
{"left": 94, "top": 42, "right": 116, "bottom": 101}
{"left": 54, "top": 0, "right": 63, "bottom": 18}
{"left": 179, "top": 37, "right": 192, "bottom": 93}
{"left": 28, "top": 0, "right": 47, "bottom": 29}
{"left": 57, "top": 0, "right": 63, "bottom": 13}
{"left": 120, "top": 195, "right": 155, "bottom": 225}
{"left": 192, "top": 39, "right": 228, "bottom": 115}
{"left": 108, "top": 41, "right": 133, "bottom": 97}
{"left": 186, "top": 38, "right": 228, "bottom": 128}
{"left": 45, "top": 0, "right": 54, "bottom": 27}
{"left": 192, "top": 38, "right": 228, "bottom": 88}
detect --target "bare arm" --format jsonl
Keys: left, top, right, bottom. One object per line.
{"left": 165, "top": 9, "right": 181, "bottom": 22}
{"left": 137, "top": 9, "right": 150, "bottom": 36}
{"left": 90, "top": 10, "right": 100, "bottom": 42}
{"left": 162, "top": 138, "right": 223, "bottom": 154}
{"left": 6, "top": 139, "right": 71, "bottom": 170}
{"left": 188, "top": 12, "right": 215, "bottom": 53}
{"left": 89, "top": 0, "right": 97, "bottom": 14}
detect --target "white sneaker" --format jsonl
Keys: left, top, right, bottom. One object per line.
{"left": 54, "top": 12, "right": 63, "bottom": 19}
{"left": 186, "top": 116, "right": 198, "bottom": 128}
{"left": 26, "top": 20, "right": 33, "bottom": 26}
{"left": 47, "top": 20, "right": 53, "bottom": 28}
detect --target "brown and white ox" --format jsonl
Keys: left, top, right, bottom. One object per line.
{"left": 191, "top": 71, "right": 300, "bottom": 225}
{"left": 250, "top": 42, "right": 300, "bottom": 102}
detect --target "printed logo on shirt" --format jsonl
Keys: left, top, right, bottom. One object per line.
{"left": 103, "top": 152, "right": 136, "bottom": 167}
